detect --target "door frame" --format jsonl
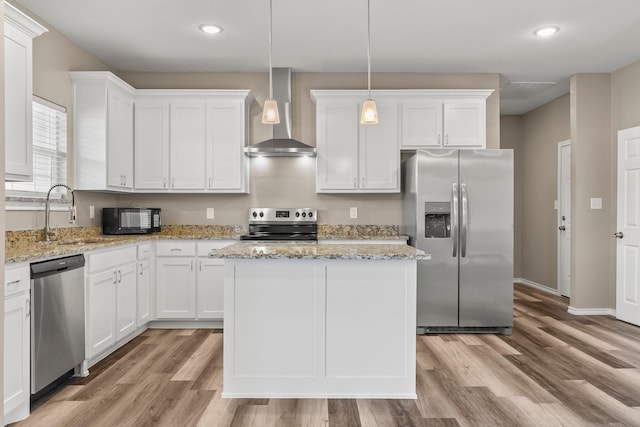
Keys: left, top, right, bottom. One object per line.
{"left": 557, "top": 140, "right": 571, "bottom": 297}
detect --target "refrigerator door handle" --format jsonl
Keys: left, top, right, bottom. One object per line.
{"left": 452, "top": 183, "right": 458, "bottom": 257}
{"left": 461, "top": 183, "right": 468, "bottom": 258}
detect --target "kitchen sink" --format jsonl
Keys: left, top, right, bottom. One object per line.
{"left": 57, "top": 237, "right": 114, "bottom": 245}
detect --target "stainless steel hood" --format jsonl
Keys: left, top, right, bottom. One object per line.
{"left": 244, "top": 68, "right": 317, "bottom": 157}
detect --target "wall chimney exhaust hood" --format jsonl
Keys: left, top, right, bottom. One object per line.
{"left": 245, "top": 68, "right": 317, "bottom": 157}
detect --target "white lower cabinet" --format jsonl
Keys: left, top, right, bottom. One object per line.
{"left": 196, "top": 241, "right": 234, "bottom": 319}
{"left": 136, "top": 243, "right": 153, "bottom": 327}
{"left": 86, "top": 246, "right": 137, "bottom": 360}
{"left": 4, "top": 264, "right": 30, "bottom": 425}
{"left": 156, "top": 242, "right": 197, "bottom": 319}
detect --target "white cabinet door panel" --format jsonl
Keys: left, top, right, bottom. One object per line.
{"left": 137, "top": 259, "right": 152, "bottom": 327}
{"left": 207, "top": 102, "right": 245, "bottom": 191}
{"left": 443, "top": 101, "right": 485, "bottom": 147}
{"left": 135, "top": 100, "right": 170, "bottom": 189}
{"left": 4, "top": 293, "right": 30, "bottom": 422}
{"left": 116, "top": 263, "right": 137, "bottom": 339}
{"left": 156, "top": 257, "right": 196, "bottom": 318}
{"left": 401, "top": 101, "right": 443, "bottom": 148}
{"left": 87, "top": 270, "right": 117, "bottom": 359}
{"left": 197, "top": 258, "right": 225, "bottom": 319}
{"left": 359, "top": 101, "right": 400, "bottom": 191}
{"left": 170, "top": 101, "right": 207, "bottom": 190}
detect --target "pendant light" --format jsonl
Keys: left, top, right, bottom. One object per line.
{"left": 262, "top": 0, "right": 280, "bottom": 124}
{"left": 360, "top": 0, "right": 378, "bottom": 124}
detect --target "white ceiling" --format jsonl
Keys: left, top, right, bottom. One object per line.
{"left": 15, "top": 0, "right": 640, "bottom": 114}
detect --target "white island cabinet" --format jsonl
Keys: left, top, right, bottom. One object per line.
{"left": 214, "top": 242, "right": 428, "bottom": 398}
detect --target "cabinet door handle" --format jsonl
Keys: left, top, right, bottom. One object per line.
{"left": 172, "top": 178, "right": 175, "bottom": 188}
{"left": 163, "top": 178, "right": 167, "bottom": 188}
{"left": 117, "top": 269, "right": 122, "bottom": 283}
{"left": 113, "top": 271, "right": 118, "bottom": 283}
{"left": 199, "top": 260, "right": 202, "bottom": 271}
{"left": 6, "top": 279, "right": 21, "bottom": 287}
{"left": 191, "top": 260, "right": 194, "bottom": 271}
{"left": 445, "top": 135, "right": 449, "bottom": 145}
{"left": 139, "top": 263, "right": 144, "bottom": 275}
{"left": 361, "top": 177, "right": 366, "bottom": 188}
{"left": 353, "top": 178, "right": 357, "bottom": 188}
{"left": 26, "top": 298, "right": 30, "bottom": 318}
{"left": 438, "top": 134, "right": 441, "bottom": 145}
{"left": 170, "top": 248, "right": 182, "bottom": 253}
{"left": 208, "top": 178, "right": 212, "bottom": 188}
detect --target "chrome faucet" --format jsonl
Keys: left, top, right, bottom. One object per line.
{"left": 43, "top": 184, "right": 76, "bottom": 242}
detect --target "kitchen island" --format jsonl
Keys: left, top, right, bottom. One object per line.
{"left": 212, "top": 242, "right": 429, "bottom": 399}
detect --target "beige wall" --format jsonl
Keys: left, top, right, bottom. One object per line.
{"left": 499, "top": 115, "right": 522, "bottom": 277}
{"left": 570, "top": 74, "right": 613, "bottom": 310}
{"left": 516, "top": 95, "right": 570, "bottom": 289}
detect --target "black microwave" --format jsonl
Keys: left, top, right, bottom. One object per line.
{"left": 102, "top": 208, "right": 161, "bottom": 235}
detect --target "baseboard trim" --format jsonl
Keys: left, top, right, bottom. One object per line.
{"left": 514, "top": 278, "right": 560, "bottom": 296}
{"left": 567, "top": 306, "right": 616, "bottom": 317}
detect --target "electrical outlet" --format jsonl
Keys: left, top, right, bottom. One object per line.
{"left": 553, "top": 200, "right": 558, "bottom": 210}
{"left": 206, "top": 208, "right": 215, "bottom": 219}
{"left": 590, "top": 198, "right": 603, "bottom": 210}
{"left": 350, "top": 207, "right": 358, "bottom": 219}
{"left": 89, "top": 205, "right": 95, "bottom": 219}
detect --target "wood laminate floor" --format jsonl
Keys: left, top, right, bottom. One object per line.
{"left": 13, "top": 283, "right": 640, "bottom": 427}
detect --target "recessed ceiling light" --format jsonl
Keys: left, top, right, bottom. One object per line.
{"left": 199, "top": 24, "right": 222, "bottom": 35}
{"left": 534, "top": 26, "right": 559, "bottom": 37}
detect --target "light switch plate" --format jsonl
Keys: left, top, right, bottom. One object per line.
{"left": 89, "top": 205, "right": 95, "bottom": 219}
{"left": 590, "top": 198, "right": 603, "bottom": 210}
{"left": 206, "top": 207, "right": 215, "bottom": 219}
{"left": 554, "top": 200, "right": 558, "bottom": 210}
{"left": 350, "top": 207, "right": 358, "bottom": 219}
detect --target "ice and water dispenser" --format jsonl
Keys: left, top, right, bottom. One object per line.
{"left": 424, "top": 202, "right": 451, "bottom": 238}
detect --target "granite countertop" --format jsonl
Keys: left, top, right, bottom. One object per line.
{"left": 5, "top": 225, "right": 413, "bottom": 264}
{"left": 210, "top": 242, "right": 429, "bottom": 261}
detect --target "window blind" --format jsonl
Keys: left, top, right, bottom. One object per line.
{"left": 6, "top": 96, "right": 68, "bottom": 199}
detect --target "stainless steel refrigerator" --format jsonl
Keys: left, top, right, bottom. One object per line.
{"left": 402, "top": 149, "right": 513, "bottom": 334}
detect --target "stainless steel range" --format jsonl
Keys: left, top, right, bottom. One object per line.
{"left": 240, "top": 208, "right": 317, "bottom": 241}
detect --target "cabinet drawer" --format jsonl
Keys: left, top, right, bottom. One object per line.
{"left": 88, "top": 246, "right": 137, "bottom": 273}
{"left": 197, "top": 240, "right": 236, "bottom": 257}
{"left": 5, "top": 264, "right": 30, "bottom": 297}
{"left": 137, "top": 243, "right": 152, "bottom": 260}
{"left": 156, "top": 242, "right": 196, "bottom": 257}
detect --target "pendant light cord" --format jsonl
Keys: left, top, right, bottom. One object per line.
{"left": 367, "top": 0, "right": 371, "bottom": 100}
{"left": 269, "top": 0, "right": 274, "bottom": 100}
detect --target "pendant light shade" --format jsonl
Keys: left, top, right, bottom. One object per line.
{"left": 360, "top": 0, "right": 378, "bottom": 125}
{"left": 262, "top": 0, "right": 280, "bottom": 124}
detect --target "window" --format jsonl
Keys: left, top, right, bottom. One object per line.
{"left": 5, "top": 96, "right": 68, "bottom": 203}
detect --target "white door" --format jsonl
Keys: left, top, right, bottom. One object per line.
{"left": 87, "top": 270, "right": 117, "bottom": 359}
{"left": 206, "top": 101, "right": 245, "bottom": 191}
{"left": 359, "top": 101, "right": 400, "bottom": 191}
{"left": 156, "top": 257, "right": 196, "bottom": 318}
{"left": 170, "top": 101, "right": 207, "bottom": 190}
{"left": 134, "top": 99, "right": 170, "bottom": 189}
{"left": 197, "top": 258, "right": 225, "bottom": 319}
{"left": 557, "top": 140, "right": 571, "bottom": 297}
{"left": 137, "top": 259, "right": 152, "bottom": 327}
{"left": 616, "top": 126, "right": 640, "bottom": 326}
{"left": 316, "top": 101, "right": 359, "bottom": 191}
{"left": 116, "top": 262, "right": 137, "bottom": 340}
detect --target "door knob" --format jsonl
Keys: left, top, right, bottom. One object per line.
{"left": 614, "top": 232, "right": 624, "bottom": 239}
{"left": 558, "top": 226, "right": 566, "bottom": 231}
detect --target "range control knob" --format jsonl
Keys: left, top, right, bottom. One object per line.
{"left": 259, "top": 211, "right": 264, "bottom": 218}
{"left": 302, "top": 212, "right": 307, "bottom": 217}
{"left": 252, "top": 211, "right": 257, "bottom": 218}
{"left": 295, "top": 212, "right": 300, "bottom": 217}
{"left": 308, "top": 212, "right": 313, "bottom": 218}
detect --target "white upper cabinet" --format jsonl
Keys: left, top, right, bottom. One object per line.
{"left": 312, "top": 91, "right": 402, "bottom": 193}
{"left": 134, "top": 99, "right": 170, "bottom": 189}
{"left": 400, "top": 91, "right": 492, "bottom": 149}
{"left": 133, "top": 90, "right": 251, "bottom": 193}
{"left": 4, "top": 3, "right": 47, "bottom": 182}
{"left": 71, "top": 72, "right": 135, "bottom": 191}
{"left": 170, "top": 100, "right": 207, "bottom": 190}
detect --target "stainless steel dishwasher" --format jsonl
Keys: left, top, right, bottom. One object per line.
{"left": 30, "top": 254, "right": 85, "bottom": 397}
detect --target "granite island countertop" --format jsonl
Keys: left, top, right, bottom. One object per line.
{"left": 210, "top": 242, "right": 429, "bottom": 261}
